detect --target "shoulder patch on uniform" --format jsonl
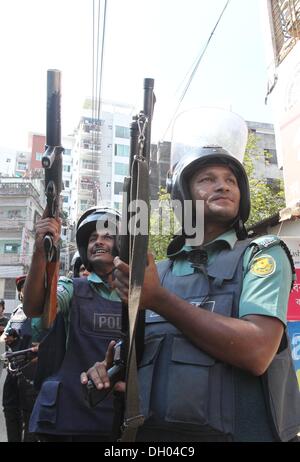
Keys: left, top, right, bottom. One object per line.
{"left": 251, "top": 235, "right": 280, "bottom": 249}
{"left": 250, "top": 254, "right": 276, "bottom": 277}
{"left": 59, "top": 276, "right": 73, "bottom": 284}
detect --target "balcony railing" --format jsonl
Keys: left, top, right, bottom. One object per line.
{"left": 0, "top": 254, "right": 32, "bottom": 266}
{"left": 0, "top": 218, "right": 31, "bottom": 230}
{"left": 0, "top": 182, "right": 41, "bottom": 203}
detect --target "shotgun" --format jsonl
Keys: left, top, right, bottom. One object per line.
{"left": 41, "top": 69, "right": 64, "bottom": 328}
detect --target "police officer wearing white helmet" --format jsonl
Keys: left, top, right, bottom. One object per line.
{"left": 82, "top": 108, "right": 300, "bottom": 442}
{"left": 71, "top": 251, "right": 90, "bottom": 278}
{"left": 23, "top": 206, "right": 122, "bottom": 442}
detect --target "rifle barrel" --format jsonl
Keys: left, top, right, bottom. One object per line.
{"left": 46, "top": 69, "right": 61, "bottom": 147}
{"left": 143, "top": 78, "right": 155, "bottom": 162}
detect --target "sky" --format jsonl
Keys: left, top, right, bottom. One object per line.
{"left": 0, "top": 0, "right": 273, "bottom": 151}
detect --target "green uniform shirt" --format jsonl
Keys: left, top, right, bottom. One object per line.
{"left": 169, "top": 230, "right": 292, "bottom": 325}
{"left": 31, "top": 317, "right": 45, "bottom": 343}
{"left": 57, "top": 273, "right": 121, "bottom": 339}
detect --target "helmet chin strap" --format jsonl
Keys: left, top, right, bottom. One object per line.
{"left": 89, "top": 248, "right": 116, "bottom": 286}
{"left": 231, "top": 215, "right": 248, "bottom": 240}
{"left": 100, "top": 269, "right": 115, "bottom": 285}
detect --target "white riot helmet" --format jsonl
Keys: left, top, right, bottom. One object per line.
{"left": 167, "top": 107, "right": 250, "bottom": 238}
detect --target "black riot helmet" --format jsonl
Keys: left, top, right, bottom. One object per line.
{"left": 167, "top": 107, "right": 250, "bottom": 238}
{"left": 76, "top": 206, "right": 121, "bottom": 270}
{"left": 170, "top": 147, "right": 250, "bottom": 223}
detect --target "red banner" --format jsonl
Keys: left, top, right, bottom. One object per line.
{"left": 288, "top": 268, "right": 300, "bottom": 321}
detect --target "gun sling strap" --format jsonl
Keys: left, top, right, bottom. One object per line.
{"left": 119, "top": 117, "right": 150, "bottom": 442}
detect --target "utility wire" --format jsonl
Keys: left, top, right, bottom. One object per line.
{"left": 90, "top": 0, "right": 107, "bottom": 205}
{"left": 96, "top": 0, "right": 107, "bottom": 123}
{"left": 161, "top": 0, "right": 231, "bottom": 141}
{"left": 92, "top": 0, "right": 95, "bottom": 131}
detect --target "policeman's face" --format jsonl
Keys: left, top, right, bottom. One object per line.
{"left": 18, "top": 287, "right": 24, "bottom": 302}
{"left": 189, "top": 164, "right": 240, "bottom": 224}
{"left": 79, "top": 264, "right": 90, "bottom": 278}
{"left": 87, "top": 230, "right": 115, "bottom": 270}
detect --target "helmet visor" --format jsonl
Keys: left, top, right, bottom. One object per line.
{"left": 171, "top": 107, "right": 248, "bottom": 169}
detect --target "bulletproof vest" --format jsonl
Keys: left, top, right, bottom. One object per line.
{"left": 138, "top": 237, "right": 300, "bottom": 441}
{"left": 29, "top": 278, "right": 122, "bottom": 436}
{"left": 8, "top": 305, "right": 32, "bottom": 351}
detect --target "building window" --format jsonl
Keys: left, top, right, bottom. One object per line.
{"left": 80, "top": 181, "right": 93, "bottom": 191}
{"left": 264, "top": 148, "right": 278, "bottom": 165}
{"left": 82, "top": 160, "right": 94, "bottom": 170}
{"left": 115, "top": 125, "right": 130, "bottom": 139}
{"left": 4, "top": 243, "right": 20, "bottom": 254}
{"left": 17, "top": 162, "right": 27, "bottom": 170}
{"left": 114, "top": 162, "right": 128, "bottom": 176}
{"left": 63, "top": 165, "right": 71, "bottom": 172}
{"left": 114, "top": 182, "right": 124, "bottom": 195}
{"left": 115, "top": 144, "right": 129, "bottom": 157}
{"left": 63, "top": 149, "right": 71, "bottom": 156}
{"left": 266, "top": 177, "right": 281, "bottom": 191}
{"left": 80, "top": 200, "right": 88, "bottom": 211}
{"left": 4, "top": 279, "right": 16, "bottom": 299}
{"left": 64, "top": 180, "right": 70, "bottom": 188}
{"left": 271, "top": 0, "right": 300, "bottom": 64}
{"left": 36, "top": 152, "right": 42, "bottom": 161}
{"left": 63, "top": 196, "right": 69, "bottom": 203}
{"left": 7, "top": 210, "right": 22, "bottom": 218}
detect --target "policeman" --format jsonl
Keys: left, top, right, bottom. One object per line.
{"left": 71, "top": 252, "right": 90, "bottom": 278}
{"left": 0, "top": 299, "right": 8, "bottom": 334}
{"left": 23, "top": 207, "right": 122, "bottom": 442}
{"left": 82, "top": 108, "right": 300, "bottom": 442}
{"left": 1, "top": 276, "right": 42, "bottom": 442}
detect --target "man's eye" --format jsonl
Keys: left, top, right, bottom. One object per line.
{"left": 228, "top": 178, "right": 236, "bottom": 184}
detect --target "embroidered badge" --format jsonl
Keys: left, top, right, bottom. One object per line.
{"left": 250, "top": 254, "right": 276, "bottom": 277}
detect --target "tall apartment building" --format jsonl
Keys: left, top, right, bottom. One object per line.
{"left": 70, "top": 100, "right": 135, "bottom": 223}
{"left": 0, "top": 133, "right": 76, "bottom": 278}
{"left": 0, "top": 178, "right": 46, "bottom": 313}
{"left": 247, "top": 120, "right": 283, "bottom": 185}
{"left": 149, "top": 141, "right": 171, "bottom": 200}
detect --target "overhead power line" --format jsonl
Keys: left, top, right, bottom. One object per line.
{"left": 161, "top": 0, "right": 231, "bottom": 142}
{"left": 90, "top": 0, "right": 107, "bottom": 206}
